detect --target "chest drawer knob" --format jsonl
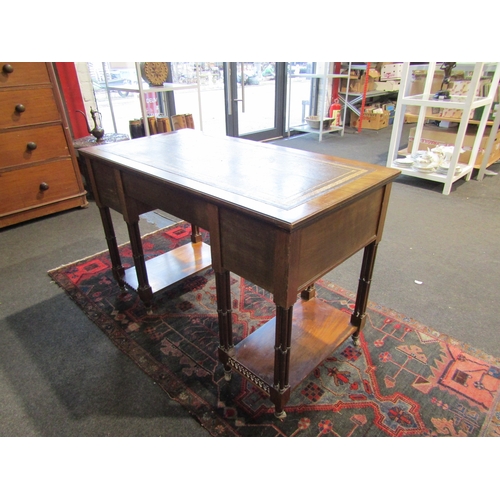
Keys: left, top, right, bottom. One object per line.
{"left": 26, "top": 142, "right": 37, "bottom": 151}
{"left": 39, "top": 182, "right": 49, "bottom": 191}
{"left": 15, "top": 104, "right": 26, "bottom": 113}
{"left": 2, "top": 64, "right": 14, "bottom": 74}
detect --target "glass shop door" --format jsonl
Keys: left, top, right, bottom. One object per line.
{"left": 224, "top": 62, "right": 287, "bottom": 141}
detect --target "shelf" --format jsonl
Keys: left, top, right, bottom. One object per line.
{"left": 226, "top": 297, "right": 357, "bottom": 392}
{"left": 287, "top": 62, "right": 351, "bottom": 141}
{"left": 299, "top": 73, "right": 350, "bottom": 79}
{"left": 123, "top": 241, "right": 211, "bottom": 294}
{"left": 387, "top": 162, "right": 474, "bottom": 183}
{"left": 342, "top": 63, "right": 369, "bottom": 71}
{"left": 290, "top": 124, "right": 344, "bottom": 135}
{"left": 386, "top": 61, "right": 500, "bottom": 195}
{"left": 346, "top": 90, "right": 399, "bottom": 98}
{"left": 404, "top": 113, "right": 494, "bottom": 127}
{"left": 104, "top": 82, "right": 199, "bottom": 94}
{"left": 401, "top": 94, "right": 494, "bottom": 110}
{"left": 102, "top": 85, "right": 139, "bottom": 93}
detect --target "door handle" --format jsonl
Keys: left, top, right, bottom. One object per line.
{"left": 227, "top": 63, "right": 246, "bottom": 115}
{"left": 239, "top": 62, "right": 245, "bottom": 113}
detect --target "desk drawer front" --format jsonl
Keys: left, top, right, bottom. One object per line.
{"left": 87, "top": 162, "right": 122, "bottom": 213}
{"left": 219, "top": 187, "right": 385, "bottom": 297}
{"left": 0, "top": 159, "right": 81, "bottom": 214}
{"left": 220, "top": 209, "right": 277, "bottom": 293}
{"left": 121, "top": 172, "right": 212, "bottom": 229}
{"left": 0, "top": 63, "right": 50, "bottom": 87}
{"left": 0, "top": 88, "right": 59, "bottom": 129}
{"left": 296, "top": 187, "right": 384, "bottom": 288}
{"left": 0, "top": 124, "right": 69, "bottom": 168}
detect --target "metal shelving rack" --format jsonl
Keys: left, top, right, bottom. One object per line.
{"left": 288, "top": 62, "right": 351, "bottom": 141}
{"left": 341, "top": 90, "right": 399, "bottom": 116}
{"left": 337, "top": 63, "right": 399, "bottom": 132}
{"left": 386, "top": 62, "right": 500, "bottom": 195}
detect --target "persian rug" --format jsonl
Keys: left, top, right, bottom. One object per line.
{"left": 48, "top": 222, "right": 500, "bottom": 437}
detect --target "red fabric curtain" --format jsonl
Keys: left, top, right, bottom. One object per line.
{"left": 55, "top": 62, "right": 89, "bottom": 139}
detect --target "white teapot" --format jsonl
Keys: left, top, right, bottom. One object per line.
{"left": 428, "top": 147, "right": 445, "bottom": 169}
{"left": 430, "top": 145, "right": 466, "bottom": 173}
{"left": 431, "top": 145, "right": 465, "bottom": 167}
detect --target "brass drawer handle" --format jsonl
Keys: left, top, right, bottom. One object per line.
{"left": 27, "top": 142, "right": 37, "bottom": 151}
{"left": 2, "top": 64, "right": 14, "bottom": 74}
{"left": 39, "top": 182, "right": 49, "bottom": 191}
{"left": 15, "top": 104, "right": 26, "bottom": 113}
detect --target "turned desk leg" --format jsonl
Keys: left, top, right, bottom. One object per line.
{"left": 351, "top": 240, "right": 378, "bottom": 346}
{"left": 271, "top": 305, "right": 293, "bottom": 418}
{"left": 215, "top": 270, "right": 234, "bottom": 380}
{"left": 300, "top": 284, "right": 316, "bottom": 300}
{"left": 98, "top": 206, "right": 126, "bottom": 290}
{"left": 190, "top": 224, "right": 202, "bottom": 243}
{"left": 126, "top": 218, "right": 154, "bottom": 311}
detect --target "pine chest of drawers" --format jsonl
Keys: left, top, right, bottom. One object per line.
{"left": 0, "top": 62, "right": 87, "bottom": 228}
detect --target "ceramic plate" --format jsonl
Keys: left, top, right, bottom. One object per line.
{"left": 394, "top": 158, "right": 414, "bottom": 166}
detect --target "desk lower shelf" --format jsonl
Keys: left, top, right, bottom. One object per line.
{"left": 123, "top": 241, "right": 211, "bottom": 294}
{"left": 223, "top": 297, "right": 357, "bottom": 394}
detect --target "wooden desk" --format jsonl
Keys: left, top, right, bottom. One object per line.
{"left": 73, "top": 133, "right": 130, "bottom": 198}
{"left": 79, "top": 129, "right": 399, "bottom": 417}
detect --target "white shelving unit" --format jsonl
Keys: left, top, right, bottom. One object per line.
{"left": 387, "top": 62, "right": 500, "bottom": 195}
{"left": 99, "top": 62, "right": 203, "bottom": 135}
{"left": 477, "top": 97, "right": 500, "bottom": 181}
{"left": 288, "top": 62, "right": 351, "bottom": 141}
{"left": 135, "top": 62, "right": 202, "bottom": 135}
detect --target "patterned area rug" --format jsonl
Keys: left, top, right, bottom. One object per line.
{"left": 48, "top": 222, "right": 500, "bottom": 437}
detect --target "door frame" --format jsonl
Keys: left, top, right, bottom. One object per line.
{"left": 224, "top": 62, "right": 287, "bottom": 141}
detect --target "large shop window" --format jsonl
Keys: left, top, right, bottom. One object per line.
{"left": 87, "top": 62, "right": 321, "bottom": 139}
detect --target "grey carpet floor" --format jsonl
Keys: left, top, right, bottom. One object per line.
{"left": 1, "top": 124, "right": 499, "bottom": 437}
{"left": 274, "top": 126, "right": 500, "bottom": 361}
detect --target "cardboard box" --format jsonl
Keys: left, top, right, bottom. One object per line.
{"left": 374, "top": 80, "right": 401, "bottom": 91}
{"left": 406, "top": 75, "right": 491, "bottom": 120}
{"left": 448, "top": 80, "right": 483, "bottom": 96}
{"left": 407, "top": 124, "right": 500, "bottom": 167}
{"left": 381, "top": 63, "right": 403, "bottom": 81}
{"left": 404, "top": 114, "right": 419, "bottom": 123}
{"left": 341, "top": 77, "right": 375, "bottom": 93}
{"left": 351, "top": 110, "right": 389, "bottom": 130}
{"left": 428, "top": 79, "right": 490, "bottom": 120}
{"left": 406, "top": 69, "right": 464, "bottom": 115}
{"left": 410, "top": 69, "right": 466, "bottom": 95}
{"left": 340, "top": 68, "right": 379, "bottom": 94}
{"left": 436, "top": 108, "right": 473, "bottom": 120}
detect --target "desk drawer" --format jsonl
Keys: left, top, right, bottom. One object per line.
{"left": 0, "top": 87, "right": 60, "bottom": 129}
{"left": 0, "top": 159, "right": 81, "bottom": 214}
{"left": 0, "top": 62, "right": 50, "bottom": 87}
{"left": 0, "top": 124, "right": 69, "bottom": 168}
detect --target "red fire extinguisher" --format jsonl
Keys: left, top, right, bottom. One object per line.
{"left": 329, "top": 99, "right": 341, "bottom": 126}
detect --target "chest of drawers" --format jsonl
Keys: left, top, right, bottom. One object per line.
{"left": 0, "top": 62, "right": 87, "bottom": 228}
